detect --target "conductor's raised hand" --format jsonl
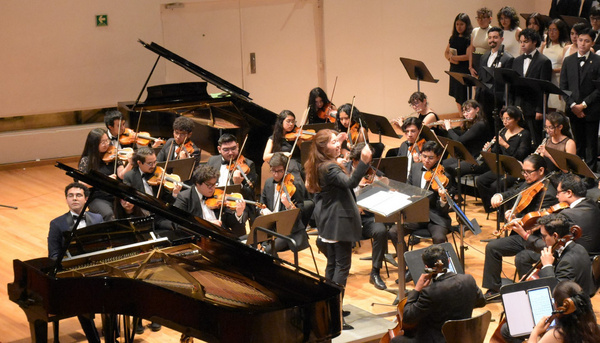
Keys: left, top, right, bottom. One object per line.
{"left": 360, "top": 144, "right": 372, "bottom": 164}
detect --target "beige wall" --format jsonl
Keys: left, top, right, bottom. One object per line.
{"left": 0, "top": 0, "right": 551, "bottom": 163}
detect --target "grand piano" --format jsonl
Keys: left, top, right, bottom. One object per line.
{"left": 7, "top": 163, "right": 342, "bottom": 342}
{"left": 118, "top": 40, "right": 277, "bottom": 167}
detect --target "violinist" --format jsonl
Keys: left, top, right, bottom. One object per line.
{"left": 346, "top": 143, "right": 393, "bottom": 290}
{"left": 391, "top": 244, "right": 485, "bottom": 343}
{"left": 476, "top": 106, "right": 532, "bottom": 213}
{"left": 78, "top": 128, "right": 133, "bottom": 220}
{"left": 208, "top": 134, "right": 257, "bottom": 201}
{"left": 483, "top": 154, "right": 557, "bottom": 302}
{"left": 528, "top": 281, "right": 600, "bottom": 343}
{"left": 404, "top": 141, "right": 452, "bottom": 248}
{"left": 501, "top": 214, "right": 595, "bottom": 343}
{"left": 259, "top": 152, "right": 308, "bottom": 252}
{"left": 123, "top": 147, "right": 182, "bottom": 201}
{"left": 104, "top": 110, "right": 131, "bottom": 149}
{"left": 307, "top": 87, "right": 336, "bottom": 124}
{"left": 156, "top": 116, "right": 201, "bottom": 164}
{"left": 263, "top": 110, "right": 303, "bottom": 179}
{"left": 335, "top": 103, "right": 368, "bottom": 159}
{"left": 173, "top": 165, "right": 247, "bottom": 238}
{"left": 395, "top": 117, "right": 424, "bottom": 178}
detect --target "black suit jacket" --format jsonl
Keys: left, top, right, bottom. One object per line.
{"left": 512, "top": 51, "right": 553, "bottom": 116}
{"left": 48, "top": 212, "right": 103, "bottom": 259}
{"left": 313, "top": 161, "right": 368, "bottom": 242}
{"left": 560, "top": 52, "right": 600, "bottom": 122}
{"left": 173, "top": 187, "right": 247, "bottom": 238}
{"left": 580, "top": 0, "right": 596, "bottom": 19}
{"left": 538, "top": 242, "right": 595, "bottom": 296}
{"left": 550, "top": 0, "right": 582, "bottom": 18}
{"left": 207, "top": 155, "right": 258, "bottom": 199}
{"left": 561, "top": 198, "right": 600, "bottom": 254}
{"left": 401, "top": 272, "right": 486, "bottom": 343}
{"left": 156, "top": 138, "right": 201, "bottom": 164}
{"left": 123, "top": 167, "right": 176, "bottom": 204}
{"left": 407, "top": 163, "right": 451, "bottom": 227}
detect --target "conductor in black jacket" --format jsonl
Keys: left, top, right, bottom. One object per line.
{"left": 511, "top": 28, "right": 553, "bottom": 145}
{"left": 560, "top": 27, "right": 600, "bottom": 170}
{"left": 391, "top": 244, "right": 486, "bottom": 343}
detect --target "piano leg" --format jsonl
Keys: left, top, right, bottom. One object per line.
{"left": 30, "top": 319, "right": 48, "bottom": 343}
{"left": 101, "top": 313, "right": 118, "bottom": 343}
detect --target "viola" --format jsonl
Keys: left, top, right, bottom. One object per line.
{"left": 175, "top": 140, "right": 195, "bottom": 158}
{"left": 408, "top": 138, "right": 425, "bottom": 163}
{"left": 424, "top": 165, "right": 449, "bottom": 192}
{"left": 276, "top": 173, "right": 297, "bottom": 200}
{"left": 316, "top": 102, "right": 337, "bottom": 122}
{"left": 146, "top": 166, "right": 189, "bottom": 191}
{"left": 119, "top": 128, "right": 165, "bottom": 146}
{"left": 102, "top": 146, "right": 134, "bottom": 163}
{"left": 205, "top": 189, "right": 265, "bottom": 210}
{"left": 228, "top": 155, "right": 251, "bottom": 174}
{"left": 513, "top": 181, "right": 545, "bottom": 215}
{"left": 496, "top": 202, "right": 569, "bottom": 237}
{"left": 284, "top": 127, "right": 316, "bottom": 141}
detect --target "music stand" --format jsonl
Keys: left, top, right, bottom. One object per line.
{"left": 356, "top": 179, "right": 430, "bottom": 301}
{"left": 156, "top": 157, "right": 196, "bottom": 182}
{"left": 371, "top": 156, "right": 408, "bottom": 183}
{"left": 560, "top": 15, "right": 588, "bottom": 28}
{"left": 516, "top": 77, "right": 570, "bottom": 131}
{"left": 421, "top": 125, "right": 442, "bottom": 146}
{"left": 216, "top": 184, "right": 242, "bottom": 194}
{"left": 546, "top": 147, "right": 597, "bottom": 178}
{"left": 438, "top": 137, "right": 478, "bottom": 212}
{"left": 400, "top": 57, "right": 439, "bottom": 92}
{"left": 303, "top": 122, "right": 335, "bottom": 132}
{"left": 404, "top": 242, "right": 464, "bottom": 283}
{"left": 520, "top": 13, "right": 553, "bottom": 25}
{"left": 483, "top": 67, "right": 521, "bottom": 106}
{"left": 247, "top": 208, "right": 300, "bottom": 246}
{"left": 445, "top": 71, "right": 490, "bottom": 100}
{"left": 301, "top": 140, "right": 312, "bottom": 167}
{"left": 360, "top": 112, "right": 402, "bottom": 143}
{"left": 480, "top": 152, "right": 523, "bottom": 179}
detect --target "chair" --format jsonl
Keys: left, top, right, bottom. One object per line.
{"left": 406, "top": 228, "right": 433, "bottom": 250}
{"left": 442, "top": 310, "right": 491, "bottom": 343}
{"left": 592, "top": 255, "right": 600, "bottom": 294}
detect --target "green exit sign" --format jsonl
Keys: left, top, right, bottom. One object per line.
{"left": 96, "top": 15, "right": 108, "bottom": 27}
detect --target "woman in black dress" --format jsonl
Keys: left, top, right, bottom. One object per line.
{"left": 445, "top": 13, "right": 473, "bottom": 113}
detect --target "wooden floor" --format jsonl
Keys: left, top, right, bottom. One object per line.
{"left": 1, "top": 159, "right": 599, "bottom": 342}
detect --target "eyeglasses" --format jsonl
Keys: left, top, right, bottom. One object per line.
{"left": 556, "top": 189, "right": 569, "bottom": 194}
{"left": 544, "top": 125, "right": 557, "bottom": 130}
{"left": 100, "top": 139, "right": 111, "bottom": 145}
{"left": 284, "top": 119, "right": 296, "bottom": 125}
{"left": 144, "top": 160, "right": 157, "bottom": 167}
{"left": 203, "top": 181, "right": 217, "bottom": 188}
{"left": 270, "top": 169, "right": 285, "bottom": 174}
{"left": 220, "top": 147, "right": 238, "bottom": 153}
{"left": 501, "top": 117, "right": 513, "bottom": 122}
{"left": 521, "top": 169, "right": 539, "bottom": 176}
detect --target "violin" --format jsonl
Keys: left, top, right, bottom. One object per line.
{"left": 408, "top": 138, "right": 425, "bottom": 163}
{"left": 227, "top": 154, "right": 254, "bottom": 188}
{"left": 424, "top": 165, "right": 449, "bottom": 192}
{"left": 349, "top": 123, "right": 364, "bottom": 145}
{"left": 175, "top": 140, "right": 195, "bottom": 158}
{"left": 146, "top": 166, "right": 189, "bottom": 191}
{"left": 119, "top": 128, "right": 165, "bottom": 147}
{"left": 205, "top": 189, "right": 265, "bottom": 210}
{"left": 102, "top": 146, "right": 134, "bottom": 163}
{"left": 284, "top": 127, "right": 316, "bottom": 141}
{"left": 316, "top": 102, "right": 337, "bottom": 122}
{"left": 496, "top": 202, "right": 569, "bottom": 237}
{"left": 276, "top": 173, "right": 297, "bottom": 199}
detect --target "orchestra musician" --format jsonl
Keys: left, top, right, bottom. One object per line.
{"left": 560, "top": 27, "right": 600, "bottom": 170}
{"left": 537, "top": 111, "right": 576, "bottom": 172}
{"left": 156, "top": 116, "right": 201, "bottom": 164}
{"left": 483, "top": 154, "right": 557, "bottom": 302}
{"left": 335, "top": 103, "right": 368, "bottom": 160}
{"left": 346, "top": 143, "right": 393, "bottom": 290}
{"left": 123, "top": 147, "right": 182, "bottom": 201}
{"left": 404, "top": 141, "right": 452, "bottom": 248}
{"left": 173, "top": 165, "right": 248, "bottom": 238}
{"left": 511, "top": 28, "right": 553, "bottom": 146}
{"left": 263, "top": 110, "right": 303, "bottom": 180}
{"left": 208, "top": 133, "right": 258, "bottom": 202}
{"left": 259, "top": 152, "right": 309, "bottom": 253}
{"left": 79, "top": 128, "right": 133, "bottom": 220}
{"left": 476, "top": 106, "right": 532, "bottom": 214}
{"left": 528, "top": 281, "right": 600, "bottom": 343}
{"left": 395, "top": 117, "right": 423, "bottom": 178}
{"left": 394, "top": 92, "right": 443, "bottom": 134}
{"left": 48, "top": 182, "right": 102, "bottom": 343}
{"left": 500, "top": 213, "right": 595, "bottom": 343}
{"left": 304, "top": 129, "right": 372, "bottom": 330}
{"left": 307, "top": 87, "right": 336, "bottom": 124}
{"left": 391, "top": 244, "right": 485, "bottom": 343}
{"left": 104, "top": 110, "right": 131, "bottom": 149}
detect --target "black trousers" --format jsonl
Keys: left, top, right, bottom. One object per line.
{"left": 361, "top": 216, "right": 388, "bottom": 270}
{"left": 571, "top": 116, "right": 599, "bottom": 171}
{"left": 325, "top": 241, "right": 353, "bottom": 289}
{"left": 476, "top": 170, "right": 518, "bottom": 213}
{"left": 482, "top": 234, "right": 536, "bottom": 292}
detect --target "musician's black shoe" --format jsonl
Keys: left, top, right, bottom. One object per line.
{"left": 342, "top": 310, "right": 351, "bottom": 317}
{"left": 150, "top": 322, "right": 162, "bottom": 332}
{"left": 135, "top": 323, "right": 145, "bottom": 335}
{"left": 370, "top": 272, "right": 387, "bottom": 290}
{"left": 484, "top": 290, "right": 501, "bottom": 303}
{"left": 342, "top": 319, "right": 354, "bottom": 330}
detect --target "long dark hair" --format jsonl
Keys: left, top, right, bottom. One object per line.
{"left": 452, "top": 13, "right": 473, "bottom": 38}
{"left": 335, "top": 103, "right": 366, "bottom": 131}
{"left": 546, "top": 111, "right": 573, "bottom": 139}
{"left": 307, "top": 87, "right": 330, "bottom": 120}
{"left": 304, "top": 129, "right": 342, "bottom": 193}
{"left": 551, "top": 281, "right": 600, "bottom": 343}
{"left": 272, "top": 110, "right": 295, "bottom": 152}
{"left": 461, "top": 99, "right": 485, "bottom": 130}
{"left": 497, "top": 6, "right": 519, "bottom": 30}
{"left": 527, "top": 13, "right": 546, "bottom": 39}
{"left": 80, "top": 128, "right": 108, "bottom": 173}
{"left": 546, "top": 19, "right": 570, "bottom": 47}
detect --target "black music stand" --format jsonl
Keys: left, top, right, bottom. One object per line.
{"left": 445, "top": 71, "right": 490, "bottom": 100}
{"left": 216, "top": 184, "right": 242, "bottom": 194}
{"left": 247, "top": 208, "right": 301, "bottom": 264}
{"left": 520, "top": 13, "right": 553, "bottom": 25}
{"left": 546, "top": 147, "right": 596, "bottom": 178}
{"left": 404, "top": 242, "right": 464, "bottom": 283}
{"left": 356, "top": 179, "right": 430, "bottom": 302}
{"left": 371, "top": 156, "right": 408, "bottom": 183}
{"left": 360, "top": 112, "right": 402, "bottom": 143}
{"left": 438, "top": 137, "right": 478, "bottom": 212}
{"left": 421, "top": 125, "right": 442, "bottom": 146}
{"left": 517, "top": 77, "right": 570, "bottom": 132}
{"left": 483, "top": 67, "right": 521, "bottom": 106}
{"left": 156, "top": 157, "right": 196, "bottom": 182}
{"left": 560, "top": 15, "right": 588, "bottom": 28}
{"left": 400, "top": 57, "right": 439, "bottom": 92}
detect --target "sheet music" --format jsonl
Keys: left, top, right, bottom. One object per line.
{"left": 528, "top": 287, "right": 554, "bottom": 326}
{"left": 357, "top": 189, "right": 411, "bottom": 217}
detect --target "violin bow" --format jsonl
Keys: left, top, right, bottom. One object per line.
{"left": 409, "top": 124, "right": 426, "bottom": 155}
{"left": 425, "top": 143, "right": 448, "bottom": 192}
{"left": 232, "top": 134, "right": 253, "bottom": 188}
{"left": 329, "top": 76, "right": 338, "bottom": 105}
{"left": 346, "top": 96, "right": 356, "bottom": 144}
{"left": 219, "top": 158, "right": 235, "bottom": 221}
{"left": 113, "top": 117, "right": 124, "bottom": 176}
{"left": 288, "top": 105, "right": 311, "bottom": 158}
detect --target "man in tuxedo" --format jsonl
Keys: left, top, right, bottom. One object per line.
{"left": 560, "top": 27, "right": 600, "bottom": 170}
{"left": 476, "top": 26, "right": 514, "bottom": 128}
{"left": 124, "top": 147, "right": 182, "bottom": 200}
{"left": 173, "top": 164, "right": 248, "bottom": 238}
{"left": 207, "top": 133, "right": 258, "bottom": 205}
{"left": 395, "top": 117, "right": 423, "bottom": 178}
{"left": 512, "top": 28, "right": 553, "bottom": 145}
{"left": 391, "top": 244, "right": 486, "bottom": 343}
{"left": 156, "top": 116, "right": 201, "bottom": 164}
{"left": 549, "top": 0, "right": 582, "bottom": 18}
{"left": 47, "top": 182, "right": 102, "bottom": 343}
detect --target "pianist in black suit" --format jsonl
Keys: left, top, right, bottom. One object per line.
{"left": 207, "top": 133, "right": 258, "bottom": 205}
{"left": 173, "top": 164, "right": 248, "bottom": 238}
{"left": 156, "top": 116, "right": 201, "bottom": 165}
{"left": 47, "top": 182, "right": 102, "bottom": 343}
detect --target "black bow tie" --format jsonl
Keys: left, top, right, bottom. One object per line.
{"left": 524, "top": 54, "right": 533, "bottom": 59}
{"left": 579, "top": 56, "right": 586, "bottom": 63}
{"left": 73, "top": 214, "right": 82, "bottom": 220}
{"left": 222, "top": 159, "right": 231, "bottom": 165}
{"left": 110, "top": 136, "right": 118, "bottom": 141}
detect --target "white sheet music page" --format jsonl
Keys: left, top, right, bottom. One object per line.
{"left": 357, "top": 189, "right": 411, "bottom": 217}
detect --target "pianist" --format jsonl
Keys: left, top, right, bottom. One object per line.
{"left": 47, "top": 182, "right": 102, "bottom": 343}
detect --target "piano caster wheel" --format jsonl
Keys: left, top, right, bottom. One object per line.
{"left": 180, "top": 333, "right": 194, "bottom": 343}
